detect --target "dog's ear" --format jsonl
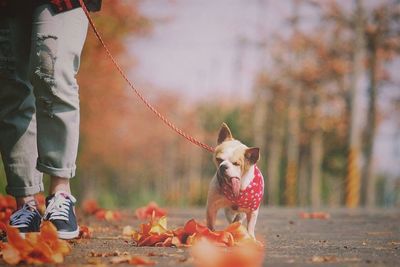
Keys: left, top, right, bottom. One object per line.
{"left": 245, "top": 147, "right": 260, "bottom": 164}
{"left": 217, "top": 123, "right": 234, "bottom": 144}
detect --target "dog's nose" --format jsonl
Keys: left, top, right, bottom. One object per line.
{"left": 219, "top": 164, "right": 228, "bottom": 173}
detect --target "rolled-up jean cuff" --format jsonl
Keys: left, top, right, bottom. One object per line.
{"left": 37, "top": 162, "right": 76, "bottom": 178}
{"left": 6, "top": 183, "right": 44, "bottom": 198}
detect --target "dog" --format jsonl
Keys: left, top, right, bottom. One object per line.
{"left": 206, "top": 123, "right": 264, "bottom": 238}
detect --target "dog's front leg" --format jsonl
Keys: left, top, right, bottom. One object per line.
{"left": 206, "top": 205, "right": 218, "bottom": 231}
{"left": 246, "top": 209, "right": 259, "bottom": 238}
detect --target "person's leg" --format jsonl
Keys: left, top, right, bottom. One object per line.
{"left": 29, "top": 5, "right": 88, "bottom": 239}
{"left": 0, "top": 11, "right": 44, "bottom": 205}
{"left": 30, "top": 5, "right": 88, "bottom": 187}
{"left": 0, "top": 10, "right": 43, "bottom": 234}
{"left": 49, "top": 176, "right": 71, "bottom": 195}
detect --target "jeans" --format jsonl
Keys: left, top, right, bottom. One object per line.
{"left": 0, "top": 5, "right": 88, "bottom": 197}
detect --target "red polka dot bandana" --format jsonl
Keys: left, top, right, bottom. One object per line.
{"left": 221, "top": 165, "right": 264, "bottom": 211}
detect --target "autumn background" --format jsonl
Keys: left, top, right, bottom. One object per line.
{"left": 1, "top": 0, "right": 399, "bottom": 209}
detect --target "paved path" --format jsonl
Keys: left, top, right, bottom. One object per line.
{"left": 5, "top": 208, "right": 400, "bottom": 266}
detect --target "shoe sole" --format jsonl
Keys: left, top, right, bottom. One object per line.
{"left": 17, "top": 229, "right": 79, "bottom": 240}
{"left": 12, "top": 227, "right": 79, "bottom": 240}
{"left": 57, "top": 226, "right": 80, "bottom": 240}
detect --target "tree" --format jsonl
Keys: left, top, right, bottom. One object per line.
{"left": 362, "top": 1, "right": 400, "bottom": 207}
{"left": 76, "top": 1, "right": 153, "bottom": 202}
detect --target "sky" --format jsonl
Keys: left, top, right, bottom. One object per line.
{"left": 128, "top": 0, "right": 400, "bottom": 177}
{"left": 128, "top": 0, "right": 291, "bottom": 102}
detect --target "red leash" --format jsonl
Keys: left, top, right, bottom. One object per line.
{"left": 78, "top": 0, "right": 215, "bottom": 153}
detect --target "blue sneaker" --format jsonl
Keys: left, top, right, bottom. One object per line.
{"left": 9, "top": 201, "right": 41, "bottom": 236}
{"left": 44, "top": 191, "right": 79, "bottom": 239}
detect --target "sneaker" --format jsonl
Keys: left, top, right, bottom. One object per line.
{"left": 44, "top": 191, "right": 79, "bottom": 239}
{"left": 9, "top": 201, "right": 41, "bottom": 236}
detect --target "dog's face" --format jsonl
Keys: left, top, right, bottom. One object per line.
{"left": 214, "top": 123, "right": 260, "bottom": 198}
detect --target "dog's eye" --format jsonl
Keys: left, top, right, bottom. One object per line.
{"left": 216, "top": 158, "right": 223, "bottom": 164}
{"left": 233, "top": 162, "right": 240, "bottom": 166}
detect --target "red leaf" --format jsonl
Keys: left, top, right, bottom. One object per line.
{"left": 135, "top": 202, "right": 167, "bottom": 220}
{"left": 82, "top": 199, "right": 101, "bottom": 215}
{"left": 79, "top": 225, "right": 93, "bottom": 239}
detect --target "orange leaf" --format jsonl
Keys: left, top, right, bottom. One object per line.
{"left": 130, "top": 217, "right": 262, "bottom": 248}
{"left": 95, "top": 209, "right": 106, "bottom": 220}
{"left": 3, "top": 221, "right": 71, "bottom": 264}
{"left": 190, "top": 238, "right": 222, "bottom": 267}
{"left": 79, "top": 225, "right": 93, "bottom": 239}
{"left": 183, "top": 219, "right": 208, "bottom": 235}
{"left": 94, "top": 209, "right": 122, "bottom": 221}
{"left": 105, "top": 210, "right": 115, "bottom": 221}
{"left": 1, "top": 243, "right": 22, "bottom": 265}
{"left": 110, "top": 255, "right": 155, "bottom": 265}
{"left": 0, "top": 194, "right": 16, "bottom": 225}
{"left": 25, "top": 242, "right": 53, "bottom": 264}
{"left": 6, "top": 225, "right": 33, "bottom": 254}
{"left": 82, "top": 199, "right": 101, "bottom": 215}
{"left": 135, "top": 202, "right": 167, "bottom": 220}
{"left": 39, "top": 221, "right": 71, "bottom": 255}
{"left": 0, "top": 195, "right": 16, "bottom": 210}
{"left": 138, "top": 233, "right": 170, "bottom": 246}
{"left": 299, "top": 212, "right": 330, "bottom": 219}
{"left": 129, "top": 255, "right": 156, "bottom": 265}
{"left": 39, "top": 221, "right": 58, "bottom": 241}
{"left": 191, "top": 238, "right": 265, "bottom": 267}
{"left": 122, "top": 225, "right": 134, "bottom": 237}
{"left": 34, "top": 194, "right": 46, "bottom": 214}
{"left": 224, "top": 222, "right": 252, "bottom": 244}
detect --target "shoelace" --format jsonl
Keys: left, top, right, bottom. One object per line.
{"left": 9, "top": 201, "right": 38, "bottom": 228}
{"left": 44, "top": 193, "right": 75, "bottom": 222}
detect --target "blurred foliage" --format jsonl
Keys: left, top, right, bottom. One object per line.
{"left": 1, "top": 0, "right": 399, "bottom": 208}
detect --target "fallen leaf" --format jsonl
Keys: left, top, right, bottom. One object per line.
{"left": 191, "top": 238, "right": 264, "bottom": 267}
{"left": 82, "top": 199, "right": 101, "bottom": 215}
{"left": 135, "top": 202, "right": 167, "bottom": 220}
{"left": 0, "top": 194, "right": 16, "bottom": 225}
{"left": 95, "top": 210, "right": 122, "bottom": 221}
{"left": 122, "top": 225, "right": 134, "bottom": 237}
{"left": 299, "top": 212, "right": 330, "bottom": 219}
{"left": 1, "top": 221, "right": 71, "bottom": 264}
{"left": 35, "top": 193, "right": 46, "bottom": 215}
{"left": 1, "top": 243, "right": 21, "bottom": 265}
{"left": 110, "top": 255, "right": 155, "bottom": 265}
{"left": 311, "top": 255, "right": 337, "bottom": 263}
{"left": 79, "top": 225, "right": 93, "bottom": 239}
{"left": 129, "top": 216, "right": 262, "bottom": 248}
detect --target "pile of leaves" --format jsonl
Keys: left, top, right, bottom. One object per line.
{"left": 0, "top": 221, "right": 71, "bottom": 264}
{"left": 124, "top": 215, "right": 259, "bottom": 247}
{"left": 123, "top": 216, "right": 265, "bottom": 267}
{"left": 0, "top": 195, "right": 16, "bottom": 225}
{"left": 82, "top": 199, "right": 122, "bottom": 221}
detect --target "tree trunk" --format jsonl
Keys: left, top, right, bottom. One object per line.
{"left": 310, "top": 91, "right": 323, "bottom": 208}
{"left": 362, "top": 36, "right": 378, "bottom": 207}
{"left": 285, "top": 87, "right": 300, "bottom": 206}
{"left": 298, "top": 151, "right": 309, "bottom": 206}
{"left": 266, "top": 99, "right": 285, "bottom": 205}
{"left": 345, "top": 0, "right": 365, "bottom": 208}
{"left": 253, "top": 86, "right": 269, "bottom": 159}
{"left": 310, "top": 125, "right": 323, "bottom": 208}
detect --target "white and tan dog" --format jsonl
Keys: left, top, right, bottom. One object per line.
{"left": 206, "top": 123, "right": 264, "bottom": 238}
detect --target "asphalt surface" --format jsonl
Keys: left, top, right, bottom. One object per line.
{"left": 2, "top": 207, "right": 399, "bottom": 266}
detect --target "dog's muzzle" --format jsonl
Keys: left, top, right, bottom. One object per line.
{"left": 218, "top": 171, "right": 241, "bottom": 198}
